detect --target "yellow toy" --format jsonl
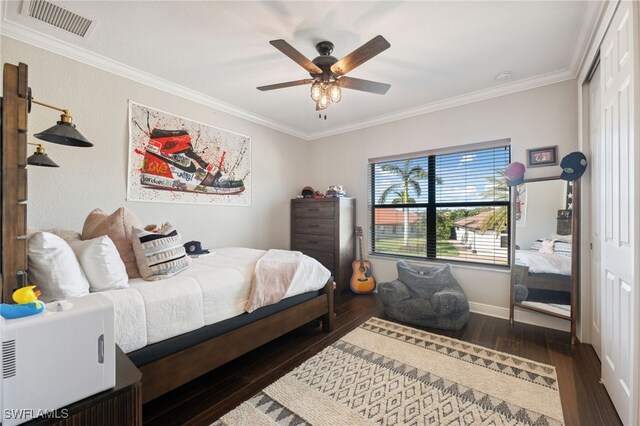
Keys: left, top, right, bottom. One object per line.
{"left": 13, "top": 285, "right": 44, "bottom": 307}
{"left": 1, "top": 286, "right": 45, "bottom": 319}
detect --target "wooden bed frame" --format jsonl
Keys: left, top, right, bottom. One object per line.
{"left": 1, "top": 62, "right": 335, "bottom": 404}
{"left": 140, "top": 280, "right": 333, "bottom": 402}
{"left": 514, "top": 264, "right": 572, "bottom": 293}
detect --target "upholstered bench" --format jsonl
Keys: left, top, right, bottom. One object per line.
{"left": 378, "top": 261, "right": 469, "bottom": 330}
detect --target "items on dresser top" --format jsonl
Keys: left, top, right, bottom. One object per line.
{"left": 325, "top": 184, "right": 347, "bottom": 198}
{"left": 291, "top": 197, "right": 355, "bottom": 295}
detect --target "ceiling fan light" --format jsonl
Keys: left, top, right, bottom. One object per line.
{"left": 310, "top": 81, "right": 323, "bottom": 102}
{"left": 319, "top": 93, "right": 331, "bottom": 109}
{"left": 329, "top": 83, "right": 342, "bottom": 103}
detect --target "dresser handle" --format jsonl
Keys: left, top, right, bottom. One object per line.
{"left": 309, "top": 240, "right": 319, "bottom": 244}
{"left": 308, "top": 224, "right": 319, "bottom": 228}
{"left": 307, "top": 208, "right": 319, "bottom": 211}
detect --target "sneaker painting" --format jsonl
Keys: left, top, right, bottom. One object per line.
{"left": 128, "top": 101, "right": 251, "bottom": 206}
{"left": 140, "top": 129, "right": 246, "bottom": 195}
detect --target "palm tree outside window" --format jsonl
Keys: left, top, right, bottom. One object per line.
{"left": 369, "top": 144, "right": 510, "bottom": 267}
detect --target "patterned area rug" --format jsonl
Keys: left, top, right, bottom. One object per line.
{"left": 214, "top": 317, "right": 564, "bottom": 425}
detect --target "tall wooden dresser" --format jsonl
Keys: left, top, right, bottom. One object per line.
{"left": 291, "top": 198, "right": 355, "bottom": 295}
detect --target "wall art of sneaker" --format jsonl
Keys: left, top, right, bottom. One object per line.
{"left": 140, "top": 129, "right": 245, "bottom": 195}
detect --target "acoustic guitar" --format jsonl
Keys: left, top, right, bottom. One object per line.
{"left": 350, "top": 226, "right": 376, "bottom": 294}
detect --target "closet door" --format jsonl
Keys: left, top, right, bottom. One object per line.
{"left": 599, "top": 1, "right": 637, "bottom": 424}
{"left": 589, "top": 64, "right": 602, "bottom": 359}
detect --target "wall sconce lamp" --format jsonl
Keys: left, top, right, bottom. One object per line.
{"left": 27, "top": 142, "right": 59, "bottom": 168}
{"left": 27, "top": 88, "right": 93, "bottom": 147}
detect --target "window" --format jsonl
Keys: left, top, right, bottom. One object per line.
{"left": 369, "top": 144, "right": 510, "bottom": 266}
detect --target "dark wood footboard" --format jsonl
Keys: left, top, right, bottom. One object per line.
{"left": 526, "top": 273, "right": 571, "bottom": 292}
{"left": 139, "top": 279, "right": 334, "bottom": 403}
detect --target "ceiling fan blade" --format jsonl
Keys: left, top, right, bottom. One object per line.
{"left": 257, "top": 79, "right": 314, "bottom": 91}
{"left": 270, "top": 39, "right": 322, "bottom": 74}
{"left": 338, "top": 77, "right": 391, "bottom": 95}
{"left": 331, "top": 35, "right": 390, "bottom": 76}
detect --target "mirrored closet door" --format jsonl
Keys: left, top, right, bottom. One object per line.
{"left": 509, "top": 177, "right": 579, "bottom": 344}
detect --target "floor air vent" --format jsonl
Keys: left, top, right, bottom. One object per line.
{"left": 21, "top": 0, "right": 94, "bottom": 38}
{"left": 2, "top": 340, "right": 16, "bottom": 379}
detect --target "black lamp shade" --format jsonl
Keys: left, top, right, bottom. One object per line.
{"left": 27, "top": 152, "right": 59, "bottom": 167}
{"left": 34, "top": 121, "right": 93, "bottom": 147}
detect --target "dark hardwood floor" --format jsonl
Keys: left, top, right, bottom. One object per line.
{"left": 143, "top": 294, "right": 621, "bottom": 426}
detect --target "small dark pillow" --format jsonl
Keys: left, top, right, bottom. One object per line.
{"left": 396, "top": 261, "right": 454, "bottom": 297}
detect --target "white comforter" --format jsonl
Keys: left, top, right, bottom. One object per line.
{"left": 75, "top": 248, "right": 330, "bottom": 353}
{"left": 515, "top": 250, "right": 571, "bottom": 275}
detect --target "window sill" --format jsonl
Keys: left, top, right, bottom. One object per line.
{"left": 367, "top": 252, "right": 510, "bottom": 274}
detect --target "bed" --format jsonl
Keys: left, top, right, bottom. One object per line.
{"left": 0, "top": 62, "right": 335, "bottom": 404}
{"left": 514, "top": 248, "right": 572, "bottom": 293}
{"left": 514, "top": 245, "right": 572, "bottom": 307}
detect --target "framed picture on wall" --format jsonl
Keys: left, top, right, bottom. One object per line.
{"left": 527, "top": 145, "right": 558, "bottom": 167}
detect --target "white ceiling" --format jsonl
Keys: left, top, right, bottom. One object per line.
{"left": 2, "top": 1, "right": 600, "bottom": 140}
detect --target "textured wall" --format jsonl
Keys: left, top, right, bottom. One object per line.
{"left": 2, "top": 36, "right": 308, "bottom": 251}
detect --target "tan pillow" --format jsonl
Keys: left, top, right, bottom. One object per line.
{"left": 82, "top": 208, "right": 142, "bottom": 278}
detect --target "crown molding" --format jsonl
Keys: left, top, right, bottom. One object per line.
{"left": 0, "top": 16, "right": 309, "bottom": 140}
{"left": 306, "top": 68, "right": 575, "bottom": 140}
{"left": 568, "top": 0, "right": 608, "bottom": 78}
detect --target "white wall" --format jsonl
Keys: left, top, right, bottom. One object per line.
{"left": 307, "top": 80, "right": 578, "bottom": 314}
{"left": 1, "top": 36, "right": 308, "bottom": 250}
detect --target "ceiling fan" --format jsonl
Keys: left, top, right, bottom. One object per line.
{"left": 257, "top": 35, "right": 391, "bottom": 111}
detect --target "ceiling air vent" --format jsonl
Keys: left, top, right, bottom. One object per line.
{"left": 21, "top": 0, "right": 95, "bottom": 38}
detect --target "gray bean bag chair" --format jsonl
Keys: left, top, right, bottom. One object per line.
{"left": 378, "top": 261, "right": 469, "bottom": 330}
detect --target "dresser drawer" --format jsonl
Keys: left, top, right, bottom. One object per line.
{"left": 556, "top": 218, "right": 572, "bottom": 235}
{"left": 293, "top": 234, "right": 334, "bottom": 252}
{"left": 294, "top": 218, "right": 335, "bottom": 235}
{"left": 293, "top": 202, "right": 335, "bottom": 218}
{"left": 302, "top": 250, "right": 335, "bottom": 272}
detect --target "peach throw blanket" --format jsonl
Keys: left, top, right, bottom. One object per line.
{"left": 245, "top": 249, "right": 303, "bottom": 313}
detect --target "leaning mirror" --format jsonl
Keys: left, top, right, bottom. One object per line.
{"left": 509, "top": 177, "right": 579, "bottom": 344}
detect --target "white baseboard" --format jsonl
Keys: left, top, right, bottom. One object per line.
{"left": 468, "top": 301, "right": 571, "bottom": 333}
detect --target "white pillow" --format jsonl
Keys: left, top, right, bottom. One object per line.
{"left": 50, "top": 229, "right": 82, "bottom": 242}
{"left": 28, "top": 232, "right": 90, "bottom": 302}
{"left": 68, "top": 236, "right": 129, "bottom": 292}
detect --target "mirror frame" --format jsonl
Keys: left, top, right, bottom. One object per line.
{"left": 508, "top": 176, "right": 580, "bottom": 344}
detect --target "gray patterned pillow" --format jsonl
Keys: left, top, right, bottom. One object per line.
{"left": 131, "top": 223, "right": 190, "bottom": 281}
